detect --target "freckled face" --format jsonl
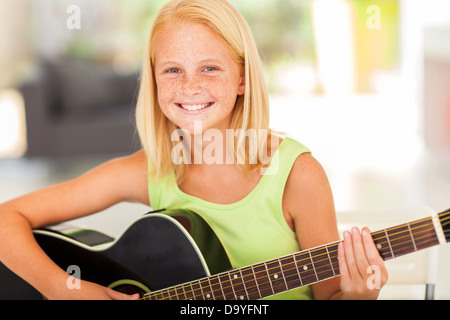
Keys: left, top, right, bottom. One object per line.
{"left": 153, "top": 22, "right": 245, "bottom": 134}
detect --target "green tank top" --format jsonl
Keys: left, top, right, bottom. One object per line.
{"left": 147, "top": 138, "right": 313, "bottom": 300}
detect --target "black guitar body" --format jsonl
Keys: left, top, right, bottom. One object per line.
{"left": 0, "top": 210, "right": 231, "bottom": 299}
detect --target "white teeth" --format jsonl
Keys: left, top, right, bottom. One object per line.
{"left": 180, "top": 103, "right": 210, "bottom": 111}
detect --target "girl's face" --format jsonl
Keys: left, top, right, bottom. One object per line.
{"left": 154, "top": 22, "right": 245, "bottom": 135}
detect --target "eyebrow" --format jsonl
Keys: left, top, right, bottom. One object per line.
{"left": 156, "top": 59, "right": 223, "bottom": 69}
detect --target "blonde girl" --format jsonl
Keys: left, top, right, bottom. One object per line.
{"left": 0, "top": 0, "right": 387, "bottom": 300}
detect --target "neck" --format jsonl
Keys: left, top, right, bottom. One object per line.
{"left": 142, "top": 209, "right": 450, "bottom": 300}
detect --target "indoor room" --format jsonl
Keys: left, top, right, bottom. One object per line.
{"left": 0, "top": 0, "right": 449, "bottom": 300}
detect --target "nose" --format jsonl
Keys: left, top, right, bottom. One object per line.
{"left": 181, "top": 74, "right": 202, "bottom": 96}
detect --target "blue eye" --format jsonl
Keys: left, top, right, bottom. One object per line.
{"left": 204, "top": 66, "right": 217, "bottom": 72}
{"left": 167, "top": 68, "right": 180, "bottom": 73}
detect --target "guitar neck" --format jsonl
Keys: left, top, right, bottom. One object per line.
{"left": 143, "top": 209, "right": 450, "bottom": 300}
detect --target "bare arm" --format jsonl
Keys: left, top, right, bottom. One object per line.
{"left": 282, "top": 153, "right": 341, "bottom": 299}
{"left": 282, "top": 153, "right": 387, "bottom": 300}
{"left": 0, "top": 150, "right": 149, "bottom": 299}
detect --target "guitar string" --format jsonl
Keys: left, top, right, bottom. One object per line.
{"left": 371, "top": 222, "right": 437, "bottom": 252}
{"left": 372, "top": 213, "right": 450, "bottom": 252}
{"left": 223, "top": 227, "right": 441, "bottom": 301}
{"left": 144, "top": 216, "right": 448, "bottom": 300}
{"left": 144, "top": 212, "right": 446, "bottom": 300}
{"left": 160, "top": 230, "right": 434, "bottom": 300}
{"left": 197, "top": 215, "right": 450, "bottom": 300}
{"left": 356, "top": 212, "right": 450, "bottom": 256}
{"left": 152, "top": 228, "right": 440, "bottom": 300}
{"left": 141, "top": 232, "right": 400, "bottom": 299}
{"left": 143, "top": 233, "right": 432, "bottom": 301}
{"left": 143, "top": 213, "right": 450, "bottom": 300}
{"left": 143, "top": 215, "right": 447, "bottom": 300}
{"left": 147, "top": 211, "right": 448, "bottom": 300}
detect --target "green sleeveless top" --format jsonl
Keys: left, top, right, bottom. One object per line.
{"left": 147, "top": 138, "right": 313, "bottom": 300}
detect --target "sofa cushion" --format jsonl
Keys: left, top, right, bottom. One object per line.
{"left": 51, "top": 60, "right": 117, "bottom": 116}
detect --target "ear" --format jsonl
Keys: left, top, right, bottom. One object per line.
{"left": 237, "top": 70, "right": 246, "bottom": 96}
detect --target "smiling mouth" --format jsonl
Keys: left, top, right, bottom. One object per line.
{"left": 175, "top": 102, "right": 214, "bottom": 111}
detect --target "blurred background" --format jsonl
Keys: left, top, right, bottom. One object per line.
{"left": 0, "top": 0, "right": 449, "bottom": 299}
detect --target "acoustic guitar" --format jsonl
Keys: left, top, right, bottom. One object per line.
{"left": 1, "top": 208, "right": 449, "bottom": 300}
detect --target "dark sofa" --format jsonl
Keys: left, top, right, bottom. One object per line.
{"left": 20, "top": 59, "right": 141, "bottom": 158}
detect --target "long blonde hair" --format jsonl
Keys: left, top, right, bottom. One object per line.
{"left": 135, "top": 0, "right": 273, "bottom": 182}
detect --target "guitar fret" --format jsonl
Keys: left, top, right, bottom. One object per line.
{"left": 227, "top": 273, "right": 237, "bottom": 299}
{"left": 201, "top": 280, "right": 208, "bottom": 299}
{"left": 189, "top": 286, "right": 196, "bottom": 300}
{"left": 372, "top": 232, "right": 389, "bottom": 260}
{"left": 372, "top": 229, "right": 394, "bottom": 260}
{"left": 386, "top": 224, "right": 415, "bottom": 257}
{"left": 184, "top": 284, "right": 191, "bottom": 300}
{"left": 308, "top": 250, "right": 319, "bottom": 281}
{"left": 249, "top": 265, "right": 262, "bottom": 299}
{"left": 161, "top": 288, "right": 170, "bottom": 300}
{"left": 278, "top": 256, "right": 301, "bottom": 291}
{"left": 326, "top": 244, "right": 339, "bottom": 276}
{"left": 181, "top": 285, "right": 188, "bottom": 300}
{"left": 265, "top": 259, "right": 288, "bottom": 295}
{"left": 295, "top": 251, "right": 317, "bottom": 286}
{"left": 175, "top": 286, "right": 184, "bottom": 300}
{"left": 239, "top": 266, "right": 260, "bottom": 299}
{"left": 169, "top": 287, "right": 177, "bottom": 300}
{"left": 209, "top": 275, "right": 225, "bottom": 300}
{"left": 411, "top": 218, "right": 440, "bottom": 250}
{"left": 200, "top": 281, "right": 206, "bottom": 300}
{"left": 310, "top": 247, "right": 335, "bottom": 281}
{"left": 219, "top": 273, "right": 234, "bottom": 300}
{"left": 162, "top": 288, "right": 173, "bottom": 300}
{"left": 264, "top": 263, "right": 275, "bottom": 296}
{"left": 238, "top": 269, "right": 249, "bottom": 300}
{"left": 178, "top": 286, "right": 185, "bottom": 300}
{"left": 277, "top": 259, "right": 289, "bottom": 291}
{"left": 384, "top": 229, "right": 395, "bottom": 259}
{"left": 329, "top": 243, "right": 340, "bottom": 276}
{"left": 325, "top": 245, "right": 335, "bottom": 276}
{"left": 187, "top": 283, "right": 195, "bottom": 300}
{"left": 205, "top": 278, "right": 214, "bottom": 300}
{"left": 407, "top": 223, "right": 418, "bottom": 252}
{"left": 190, "top": 280, "right": 202, "bottom": 300}
{"left": 293, "top": 253, "right": 304, "bottom": 287}
{"left": 252, "top": 264, "right": 273, "bottom": 297}
{"left": 228, "top": 271, "right": 247, "bottom": 300}
{"left": 149, "top": 291, "right": 160, "bottom": 300}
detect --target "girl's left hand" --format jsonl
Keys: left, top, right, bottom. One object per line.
{"left": 338, "top": 227, "right": 388, "bottom": 300}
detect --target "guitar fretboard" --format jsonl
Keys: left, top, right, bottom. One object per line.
{"left": 143, "top": 210, "right": 450, "bottom": 300}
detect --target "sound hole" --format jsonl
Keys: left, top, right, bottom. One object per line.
{"left": 108, "top": 279, "right": 150, "bottom": 297}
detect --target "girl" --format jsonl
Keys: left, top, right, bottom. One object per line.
{"left": 0, "top": 0, "right": 387, "bottom": 300}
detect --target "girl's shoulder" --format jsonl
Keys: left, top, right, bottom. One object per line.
{"left": 283, "top": 150, "right": 334, "bottom": 220}
{"left": 279, "top": 136, "right": 331, "bottom": 211}
{"left": 289, "top": 152, "right": 327, "bottom": 186}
